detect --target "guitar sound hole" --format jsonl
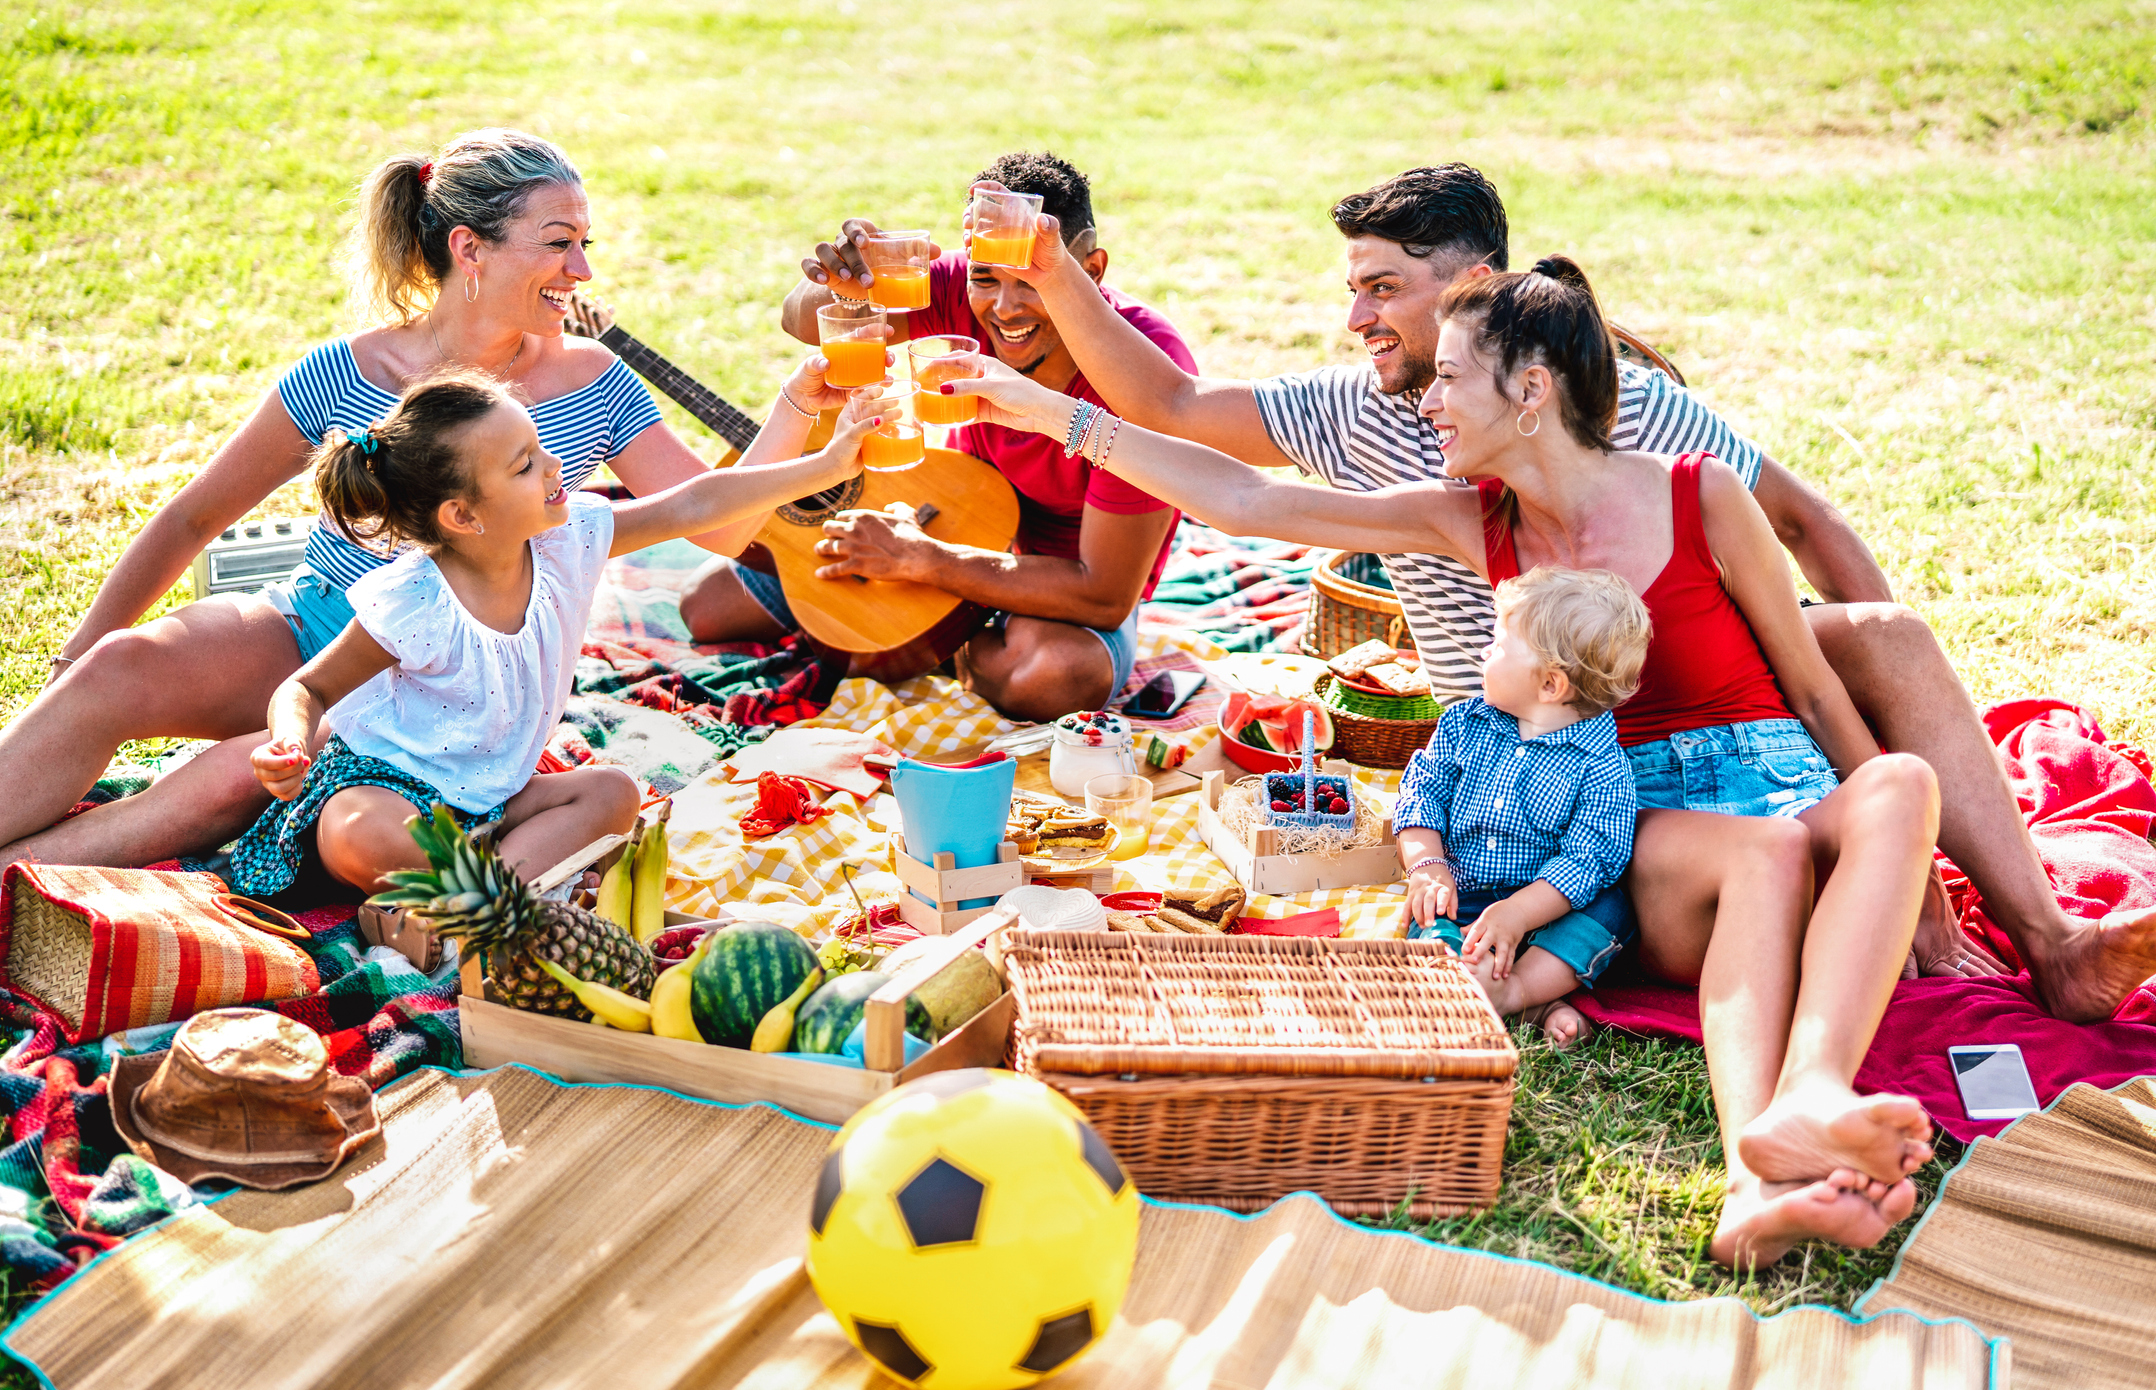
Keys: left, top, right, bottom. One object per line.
{"left": 777, "top": 477, "right": 866, "bottom": 526}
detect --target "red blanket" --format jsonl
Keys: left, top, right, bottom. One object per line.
{"left": 1572, "top": 699, "right": 2156, "bottom": 1141}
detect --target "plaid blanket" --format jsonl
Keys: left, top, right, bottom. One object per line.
{"left": 0, "top": 906, "right": 458, "bottom": 1290}
{"left": 1142, "top": 520, "right": 1319, "bottom": 655}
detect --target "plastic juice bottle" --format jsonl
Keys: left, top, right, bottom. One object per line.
{"left": 969, "top": 233, "right": 1035, "bottom": 268}
{"left": 862, "top": 421, "right": 926, "bottom": 470}
{"left": 822, "top": 337, "right": 885, "bottom": 389}
{"left": 868, "top": 265, "right": 931, "bottom": 311}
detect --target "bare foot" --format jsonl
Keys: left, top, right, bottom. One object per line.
{"left": 1711, "top": 1170, "right": 1914, "bottom": 1269}
{"left": 1912, "top": 864, "right": 2008, "bottom": 978}
{"left": 2028, "top": 906, "right": 2156, "bottom": 1023}
{"left": 1737, "top": 1084, "right": 1932, "bottom": 1186}
{"left": 1521, "top": 999, "right": 1592, "bottom": 1050}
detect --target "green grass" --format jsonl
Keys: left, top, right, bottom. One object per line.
{"left": 0, "top": 0, "right": 2148, "bottom": 1356}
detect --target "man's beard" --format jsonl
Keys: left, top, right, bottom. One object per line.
{"left": 1378, "top": 353, "right": 1436, "bottom": 397}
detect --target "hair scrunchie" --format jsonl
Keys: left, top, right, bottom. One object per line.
{"left": 349, "top": 427, "right": 380, "bottom": 470}
{"left": 417, "top": 161, "right": 433, "bottom": 185}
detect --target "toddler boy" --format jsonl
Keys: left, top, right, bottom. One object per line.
{"left": 1397, "top": 568, "right": 1652, "bottom": 1048}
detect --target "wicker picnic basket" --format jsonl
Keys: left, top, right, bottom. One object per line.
{"left": 1315, "top": 672, "right": 1442, "bottom": 769}
{"left": 1005, "top": 930, "right": 1517, "bottom": 1218}
{"left": 1302, "top": 550, "right": 1406, "bottom": 661}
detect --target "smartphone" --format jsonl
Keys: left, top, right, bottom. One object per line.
{"left": 1121, "top": 669, "right": 1206, "bottom": 719}
{"left": 1948, "top": 1043, "right": 2041, "bottom": 1120}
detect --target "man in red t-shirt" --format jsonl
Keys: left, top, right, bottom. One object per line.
{"left": 677, "top": 152, "right": 1193, "bottom": 722}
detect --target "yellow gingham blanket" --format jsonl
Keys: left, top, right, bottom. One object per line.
{"left": 658, "top": 625, "right": 1412, "bottom": 942}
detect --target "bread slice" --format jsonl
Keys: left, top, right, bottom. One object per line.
{"left": 1327, "top": 639, "right": 1399, "bottom": 680}
{"left": 1362, "top": 661, "right": 1431, "bottom": 696}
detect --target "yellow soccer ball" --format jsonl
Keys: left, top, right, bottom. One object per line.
{"left": 807, "top": 1068, "right": 1141, "bottom": 1389}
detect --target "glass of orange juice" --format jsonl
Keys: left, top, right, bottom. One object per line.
{"left": 816, "top": 302, "right": 888, "bottom": 390}
{"left": 908, "top": 335, "right": 982, "bottom": 428}
{"left": 1085, "top": 773, "right": 1152, "bottom": 860}
{"left": 967, "top": 190, "right": 1043, "bottom": 269}
{"left": 863, "top": 230, "right": 932, "bottom": 312}
{"left": 858, "top": 384, "right": 926, "bottom": 472}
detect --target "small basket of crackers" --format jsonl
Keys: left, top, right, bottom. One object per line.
{"left": 1315, "top": 639, "right": 1446, "bottom": 768}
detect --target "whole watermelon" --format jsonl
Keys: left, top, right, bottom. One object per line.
{"left": 692, "top": 921, "right": 819, "bottom": 1047}
{"left": 794, "top": 972, "right": 933, "bottom": 1055}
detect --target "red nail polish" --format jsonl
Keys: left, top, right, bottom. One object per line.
{"left": 940, "top": 383, "right": 955, "bottom": 395}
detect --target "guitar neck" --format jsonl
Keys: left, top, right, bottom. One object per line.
{"left": 599, "top": 326, "right": 762, "bottom": 455}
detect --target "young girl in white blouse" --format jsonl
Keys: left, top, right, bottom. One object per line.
{"left": 229, "top": 358, "right": 880, "bottom": 896}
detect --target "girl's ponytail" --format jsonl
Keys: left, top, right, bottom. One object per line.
{"left": 309, "top": 369, "right": 511, "bottom": 551}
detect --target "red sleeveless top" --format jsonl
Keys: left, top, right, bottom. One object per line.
{"left": 1481, "top": 453, "right": 1793, "bottom": 747}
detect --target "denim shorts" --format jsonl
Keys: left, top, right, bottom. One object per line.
{"left": 731, "top": 559, "right": 1139, "bottom": 698}
{"left": 1625, "top": 717, "right": 1841, "bottom": 820}
{"left": 1408, "top": 882, "right": 1636, "bottom": 987}
{"left": 259, "top": 565, "right": 355, "bottom": 664}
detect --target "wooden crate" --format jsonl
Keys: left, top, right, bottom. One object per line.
{"left": 1197, "top": 770, "right": 1403, "bottom": 897}
{"left": 892, "top": 835, "right": 1025, "bottom": 935}
{"left": 459, "top": 908, "right": 1024, "bottom": 1125}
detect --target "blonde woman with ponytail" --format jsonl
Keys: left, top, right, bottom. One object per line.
{"left": 2, "top": 129, "right": 820, "bottom": 870}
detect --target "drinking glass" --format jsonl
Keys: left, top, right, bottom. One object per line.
{"left": 1085, "top": 773, "right": 1153, "bottom": 861}
{"left": 863, "top": 229, "right": 933, "bottom": 312}
{"left": 816, "top": 302, "right": 888, "bottom": 390}
{"left": 967, "top": 190, "right": 1044, "bottom": 269}
{"left": 909, "top": 335, "right": 983, "bottom": 427}
{"left": 858, "top": 383, "right": 926, "bottom": 472}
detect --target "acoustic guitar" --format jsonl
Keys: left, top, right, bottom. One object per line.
{"left": 565, "top": 296, "right": 1019, "bottom": 681}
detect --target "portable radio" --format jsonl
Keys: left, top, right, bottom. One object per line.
{"left": 190, "top": 516, "right": 315, "bottom": 600}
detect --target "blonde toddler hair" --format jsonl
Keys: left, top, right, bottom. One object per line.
{"left": 1495, "top": 568, "right": 1652, "bottom": 716}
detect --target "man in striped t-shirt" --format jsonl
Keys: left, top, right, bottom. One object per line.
{"left": 1017, "top": 162, "right": 2156, "bottom": 1001}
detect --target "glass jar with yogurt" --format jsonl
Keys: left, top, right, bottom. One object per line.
{"left": 1048, "top": 710, "right": 1137, "bottom": 798}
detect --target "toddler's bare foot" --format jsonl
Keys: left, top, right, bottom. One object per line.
{"left": 1521, "top": 999, "right": 1591, "bottom": 1050}
{"left": 1737, "top": 1084, "right": 1932, "bottom": 1187}
{"left": 1711, "top": 1169, "right": 1914, "bottom": 1269}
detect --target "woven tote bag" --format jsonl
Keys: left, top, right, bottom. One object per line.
{"left": 0, "top": 865, "right": 318, "bottom": 1043}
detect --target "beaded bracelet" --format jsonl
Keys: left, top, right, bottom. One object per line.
{"left": 1088, "top": 414, "right": 1122, "bottom": 465}
{"left": 1078, "top": 406, "right": 1105, "bottom": 462}
{"left": 777, "top": 387, "right": 817, "bottom": 421}
{"left": 1062, "top": 401, "right": 1097, "bottom": 458}
{"left": 1405, "top": 855, "right": 1449, "bottom": 876}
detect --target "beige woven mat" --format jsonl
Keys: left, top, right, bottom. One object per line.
{"left": 1859, "top": 1075, "right": 2156, "bottom": 1390}
{"left": 9, "top": 1067, "right": 1999, "bottom": 1389}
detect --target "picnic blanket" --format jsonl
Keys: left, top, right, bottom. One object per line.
{"left": 1857, "top": 1074, "right": 2156, "bottom": 1389}
{"left": 4, "top": 1065, "right": 2002, "bottom": 1389}
{"left": 0, "top": 907, "right": 459, "bottom": 1291}
{"left": 1572, "top": 698, "right": 2156, "bottom": 1142}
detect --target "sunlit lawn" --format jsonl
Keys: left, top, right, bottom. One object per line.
{"left": 1, "top": 0, "right": 2149, "bottom": 1346}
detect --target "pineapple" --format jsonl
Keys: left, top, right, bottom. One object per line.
{"left": 369, "top": 805, "right": 656, "bottom": 1020}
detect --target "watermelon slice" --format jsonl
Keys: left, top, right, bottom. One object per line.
{"left": 1257, "top": 699, "right": 1334, "bottom": 756}
{"left": 1220, "top": 691, "right": 1333, "bottom": 757}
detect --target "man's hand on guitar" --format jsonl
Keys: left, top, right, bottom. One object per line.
{"left": 805, "top": 218, "right": 944, "bottom": 298}
{"left": 813, "top": 504, "right": 935, "bottom": 584}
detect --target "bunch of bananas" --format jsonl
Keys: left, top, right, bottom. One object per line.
{"left": 595, "top": 799, "right": 673, "bottom": 944}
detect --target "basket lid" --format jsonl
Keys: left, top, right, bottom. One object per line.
{"left": 1005, "top": 931, "right": 1517, "bottom": 1080}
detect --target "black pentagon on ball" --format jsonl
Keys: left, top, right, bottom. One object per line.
{"left": 810, "top": 1150, "right": 843, "bottom": 1237}
{"left": 894, "top": 1154, "right": 986, "bottom": 1248}
{"left": 1018, "top": 1307, "right": 1096, "bottom": 1375}
{"left": 854, "top": 1319, "right": 932, "bottom": 1382}
{"left": 1076, "top": 1119, "right": 1128, "bottom": 1197}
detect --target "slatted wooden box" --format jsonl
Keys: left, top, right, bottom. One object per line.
{"left": 1004, "top": 930, "right": 1517, "bottom": 1218}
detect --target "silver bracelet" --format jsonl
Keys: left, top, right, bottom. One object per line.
{"left": 778, "top": 387, "right": 817, "bottom": 421}
{"left": 50, "top": 655, "right": 76, "bottom": 668}
{"left": 1405, "top": 855, "right": 1449, "bottom": 875}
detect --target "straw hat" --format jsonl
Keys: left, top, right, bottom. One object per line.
{"left": 108, "top": 1008, "right": 379, "bottom": 1190}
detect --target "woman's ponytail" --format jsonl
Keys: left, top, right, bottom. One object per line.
{"left": 1530, "top": 254, "right": 1592, "bottom": 293}
{"left": 309, "top": 369, "right": 511, "bottom": 551}
{"left": 351, "top": 154, "right": 435, "bottom": 326}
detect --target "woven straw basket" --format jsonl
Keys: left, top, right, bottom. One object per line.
{"left": 1005, "top": 930, "right": 1517, "bottom": 1218}
{"left": 1316, "top": 672, "right": 1442, "bottom": 769}
{"left": 1302, "top": 550, "right": 1405, "bottom": 661}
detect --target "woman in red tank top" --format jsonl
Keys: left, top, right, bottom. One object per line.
{"left": 951, "top": 256, "right": 1943, "bottom": 1274}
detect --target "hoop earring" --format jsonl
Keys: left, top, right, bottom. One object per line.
{"left": 473, "top": 522, "right": 484, "bottom": 535}
{"left": 1516, "top": 410, "right": 1541, "bottom": 438}
{"left": 464, "top": 273, "right": 478, "bottom": 304}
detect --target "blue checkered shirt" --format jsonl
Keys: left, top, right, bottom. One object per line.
{"left": 1393, "top": 698, "right": 1637, "bottom": 907}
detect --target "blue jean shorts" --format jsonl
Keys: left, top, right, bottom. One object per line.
{"left": 731, "top": 559, "right": 1140, "bottom": 698}
{"left": 1625, "top": 717, "right": 1841, "bottom": 819}
{"left": 259, "top": 565, "right": 355, "bottom": 664}
{"left": 1408, "top": 882, "right": 1637, "bottom": 987}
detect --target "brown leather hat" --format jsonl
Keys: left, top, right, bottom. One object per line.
{"left": 108, "top": 1008, "right": 379, "bottom": 1190}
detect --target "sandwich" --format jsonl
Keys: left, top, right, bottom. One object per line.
{"left": 1036, "top": 812, "right": 1114, "bottom": 854}
{"left": 1156, "top": 883, "right": 1246, "bottom": 934}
